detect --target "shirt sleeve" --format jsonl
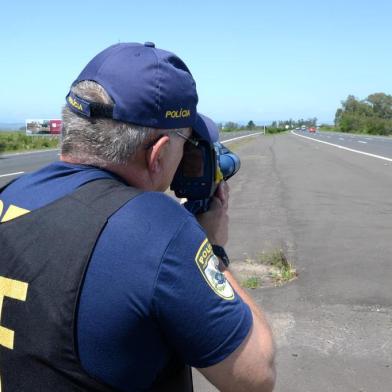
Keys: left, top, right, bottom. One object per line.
{"left": 152, "top": 217, "right": 253, "bottom": 368}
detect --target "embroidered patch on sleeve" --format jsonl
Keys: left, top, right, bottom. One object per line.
{"left": 195, "top": 239, "right": 235, "bottom": 300}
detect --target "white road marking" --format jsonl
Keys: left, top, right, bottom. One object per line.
{"left": 0, "top": 148, "right": 59, "bottom": 158}
{"left": 0, "top": 171, "right": 25, "bottom": 178}
{"left": 339, "top": 137, "right": 345, "bottom": 141}
{"left": 357, "top": 141, "right": 367, "bottom": 144}
{"left": 223, "top": 132, "right": 263, "bottom": 143}
{"left": 291, "top": 131, "right": 392, "bottom": 162}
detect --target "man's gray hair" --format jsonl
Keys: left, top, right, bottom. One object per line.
{"left": 62, "top": 81, "right": 181, "bottom": 167}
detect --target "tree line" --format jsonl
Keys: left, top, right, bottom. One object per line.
{"left": 220, "top": 118, "right": 318, "bottom": 134}
{"left": 221, "top": 92, "right": 392, "bottom": 136}
{"left": 334, "top": 93, "right": 392, "bottom": 135}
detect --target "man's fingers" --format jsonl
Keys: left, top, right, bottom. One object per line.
{"left": 208, "top": 196, "right": 222, "bottom": 211}
{"left": 214, "top": 181, "right": 229, "bottom": 209}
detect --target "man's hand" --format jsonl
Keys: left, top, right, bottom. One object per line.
{"left": 196, "top": 181, "right": 229, "bottom": 246}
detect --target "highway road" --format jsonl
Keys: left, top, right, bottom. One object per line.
{"left": 2, "top": 130, "right": 392, "bottom": 188}
{"left": 196, "top": 131, "right": 392, "bottom": 391}
{"left": 0, "top": 149, "right": 59, "bottom": 188}
{"left": 220, "top": 132, "right": 392, "bottom": 392}
{"left": 292, "top": 129, "right": 392, "bottom": 160}
{"left": 1, "top": 131, "right": 392, "bottom": 391}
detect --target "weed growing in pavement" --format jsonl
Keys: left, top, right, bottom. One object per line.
{"left": 271, "top": 261, "right": 297, "bottom": 285}
{"left": 258, "top": 249, "right": 297, "bottom": 285}
{"left": 241, "top": 276, "right": 261, "bottom": 289}
{"left": 236, "top": 249, "right": 297, "bottom": 289}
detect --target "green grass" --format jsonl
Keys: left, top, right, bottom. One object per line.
{"left": 238, "top": 249, "right": 297, "bottom": 289}
{"left": 271, "top": 262, "right": 297, "bottom": 285}
{"left": 0, "top": 132, "right": 59, "bottom": 153}
{"left": 258, "top": 249, "right": 297, "bottom": 285}
{"left": 241, "top": 276, "right": 261, "bottom": 289}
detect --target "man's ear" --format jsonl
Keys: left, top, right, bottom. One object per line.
{"left": 146, "top": 135, "right": 170, "bottom": 173}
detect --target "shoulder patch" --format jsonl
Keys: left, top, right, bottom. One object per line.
{"left": 195, "top": 239, "right": 235, "bottom": 300}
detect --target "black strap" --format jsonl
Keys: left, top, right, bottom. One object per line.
{"left": 0, "top": 177, "right": 194, "bottom": 391}
{"left": 0, "top": 177, "right": 142, "bottom": 391}
{"left": 1, "top": 177, "right": 141, "bottom": 222}
{"left": 65, "top": 178, "right": 141, "bottom": 219}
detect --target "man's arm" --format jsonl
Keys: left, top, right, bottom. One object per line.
{"left": 197, "top": 268, "right": 276, "bottom": 392}
{"left": 197, "top": 182, "right": 276, "bottom": 391}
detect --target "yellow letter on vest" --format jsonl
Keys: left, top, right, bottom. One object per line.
{"left": 0, "top": 277, "right": 28, "bottom": 392}
{"left": 0, "top": 276, "right": 29, "bottom": 349}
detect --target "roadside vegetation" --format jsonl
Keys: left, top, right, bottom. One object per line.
{"left": 334, "top": 93, "right": 392, "bottom": 136}
{"left": 220, "top": 118, "right": 318, "bottom": 135}
{"left": 234, "top": 249, "right": 297, "bottom": 289}
{"left": 242, "top": 276, "right": 261, "bottom": 289}
{"left": 220, "top": 120, "right": 288, "bottom": 135}
{"left": 0, "top": 132, "right": 59, "bottom": 154}
{"left": 267, "top": 92, "right": 392, "bottom": 137}
{"left": 262, "top": 249, "right": 297, "bottom": 286}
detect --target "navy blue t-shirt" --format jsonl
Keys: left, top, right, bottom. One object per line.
{"left": 0, "top": 162, "right": 252, "bottom": 391}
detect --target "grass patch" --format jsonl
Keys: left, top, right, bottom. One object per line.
{"left": 259, "top": 249, "right": 297, "bottom": 285}
{"left": 271, "top": 262, "right": 297, "bottom": 285}
{"left": 236, "top": 249, "right": 297, "bottom": 289}
{"left": 259, "top": 248, "right": 287, "bottom": 265}
{"left": 0, "top": 132, "right": 59, "bottom": 154}
{"left": 242, "top": 276, "right": 261, "bottom": 289}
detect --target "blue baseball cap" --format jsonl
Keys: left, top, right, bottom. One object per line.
{"left": 193, "top": 114, "right": 219, "bottom": 143}
{"left": 66, "top": 42, "right": 198, "bottom": 129}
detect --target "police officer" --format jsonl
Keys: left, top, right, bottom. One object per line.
{"left": 0, "top": 42, "right": 275, "bottom": 391}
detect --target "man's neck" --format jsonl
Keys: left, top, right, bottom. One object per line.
{"left": 60, "top": 155, "right": 155, "bottom": 191}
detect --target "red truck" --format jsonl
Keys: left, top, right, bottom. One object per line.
{"left": 49, "top": 119, "right": 62, "bottom": 134}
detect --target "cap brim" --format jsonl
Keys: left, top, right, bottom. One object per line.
{"left": 193, "top": 113, "right": 219, "bottom": 143}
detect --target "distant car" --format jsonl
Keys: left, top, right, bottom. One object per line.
{"left": 308, "top": 127, "right": 316, "bottom": 133}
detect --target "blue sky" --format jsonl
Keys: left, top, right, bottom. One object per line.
{"left": 1, "top": 0, "right": 392, "bottom": 125}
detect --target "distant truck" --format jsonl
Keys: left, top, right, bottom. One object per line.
{"left": 26, "top": 119, "right": 62, "bottom": 135}
{"left": 49, "top": 119, "right": 62, "bottom": 134}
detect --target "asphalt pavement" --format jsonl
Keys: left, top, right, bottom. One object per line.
{"left": 0, "top": 149, "right": 59, "bottom": 188}
{"left": 1, "top": 133, "right": 392, "bottom": 391}
{"left": 195, "top": 132, "right": 392, "bottom": 392}
{"left": 292, "top": 129, "right": 392, "bottom": 160}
